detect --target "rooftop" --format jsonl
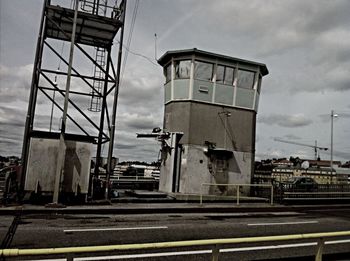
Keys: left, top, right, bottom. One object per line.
{"left": 157, "top": 48, "right": 269, "bottom": 76}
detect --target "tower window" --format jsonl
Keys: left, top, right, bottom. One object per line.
{"left": 174, "top": 60, "right": 191, "bottom": 79}
{"left": 216, "top": 65, "right": 234, "bottom": 85}
{"left": 164, "top": 64, "right": 171, "bottom": 83}
{"left": 194, "top": 61, "right": 213, "bottom": 82}
{"left": 237, "top": 69, "right": 255, "bottom": 89}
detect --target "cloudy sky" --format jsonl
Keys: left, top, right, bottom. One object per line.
{"left": 1, "top": 0, "right": 349, "bottom": 163}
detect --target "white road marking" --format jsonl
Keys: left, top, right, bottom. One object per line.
{"left": 63, "top": 226, "right": 168, "bottom": 233}
{"left": 247, "top": 220, "right": 318, "bottom": 226}
{"left": 73, "top": 239, "right": 350, "bottom": 260}
{"left": 29, "top": 259, "right": 67, "bottom": 261}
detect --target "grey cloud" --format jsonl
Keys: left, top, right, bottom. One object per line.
{"left": 2, "top": 0, "right": 350, "bottom": 162}
{"left": 116, "top": 110, "right": 162, "bottom": 133}
{"left": 119, "top": 74, "right": 163, "bottom": 110}
{"left": 0, "top": 106, "right": 26, "bottom": 126}
{"left": 113, "top": 131, "right": 160, "bottom": 162}
{"left": 0, "top": 64, "right": 32, "bottom": 104}
{"left": 258, "top": 114, "right": 313, "bottom": 128}
{"left": 338, "top": 112, "right": 350, "bottom": 118}
{"left": 127, "top": 119, "right": 158, "bottom": 130}
{"left": 300, "top": 1, "right": 350, "bottom": 34}
{"left": 116, "top": 143, "right": 139, "bottom": 150}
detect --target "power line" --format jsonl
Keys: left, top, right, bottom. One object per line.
{"left": 121, "top": 0, "right": 140, "bottom": 84}
{"left": 115, "top": 40, "right": 158, "bottom": 66}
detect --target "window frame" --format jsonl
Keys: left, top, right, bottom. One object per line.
{"left": 194, "top": 60, "right": 214, "bottom": 82}
{"left": 174, "top": 59, "right": 191, "bottom": 79}
{"left": 215, "top": 64, "right": 235, "bottom": 86}
{"left": 237, "top": 68, "right": 256, "bottom": 89}
{"left": 164, "top": 62, "right": 172, "bottom": 83}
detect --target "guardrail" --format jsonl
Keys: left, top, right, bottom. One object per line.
{"left": 272, "top": 183, "right": 350, "bottom": 202}
{"left": 200, "top": 183, "right": 274, "bottom": 206}
{"left": 1, "top": 230, "right": 350, "bottom": 260}
{"left": 110, "top": 175, "right": 157, "bottom": 182}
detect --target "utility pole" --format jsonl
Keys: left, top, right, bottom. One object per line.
{"left": 52, "top": 0, "right": 79, "bottom": 204}
{"left": 330, "top": 110, "right": 338, "bottom": 184}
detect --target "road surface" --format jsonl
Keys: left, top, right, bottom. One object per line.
{"left": 1, "top": 206, "right": 350, "bottom": 260}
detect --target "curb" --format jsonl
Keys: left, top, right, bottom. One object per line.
{"left": 0, "top": 204, "right": 349, "bottom": 216}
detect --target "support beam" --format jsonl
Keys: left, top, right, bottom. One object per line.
{"left": 106, "top": 0, "right": 127, "bottom": 199}
{"left": 52, "top": 0, "right": 79, "bottom": 204}
{"left": 94, "top": 46, "right": 112, "bottom": 179}
{"left": 20, "top": 0, "right": 47, "bottom": 192}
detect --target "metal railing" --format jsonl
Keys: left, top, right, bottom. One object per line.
{"left": 200, "top": 183, "right": 274, "bottom": 205}
{"left": 109, "top": 175, "right": 158, "bottom": 182}
{"left": 272, "top": 183, "right": 350, "bottom": 202}
{"left": 1, "top": 230, "right": 350, "bottom": 261}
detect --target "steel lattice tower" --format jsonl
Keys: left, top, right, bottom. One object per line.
{"left": 21, "top": 0, "right": 126, "bottom": 201}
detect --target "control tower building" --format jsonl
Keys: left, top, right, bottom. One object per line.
{"left": 157, "top": 49, "right": 268, "bottom": 196}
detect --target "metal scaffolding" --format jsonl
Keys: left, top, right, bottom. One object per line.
{"left": 21, "top": 0, "right": 127, "bottom": 201}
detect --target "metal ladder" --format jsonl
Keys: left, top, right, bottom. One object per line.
{"left": 80, "top": 1, "right": 108, "bottom": 112}
{"left": 80, "top": 0, "right": 108, "bottom": 16}
{"left": 88, "top": 47, "right": 106, "bottom": 112}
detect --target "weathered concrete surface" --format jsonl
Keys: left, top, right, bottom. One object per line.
{"left": 25, "top": 138, "right": 91, "bottom": 194}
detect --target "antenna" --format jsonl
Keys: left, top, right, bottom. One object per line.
{"left": 154, "top": 33, "right": 158, "bottom": 61}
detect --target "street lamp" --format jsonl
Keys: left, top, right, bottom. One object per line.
{"left": 330, "top": 110, "right": 338, "bottom": 184}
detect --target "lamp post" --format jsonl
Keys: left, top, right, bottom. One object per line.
{"left": 330, "top": 110, "right": 338, "bottom": 184}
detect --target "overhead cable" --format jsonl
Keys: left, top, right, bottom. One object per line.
{"left": 121, "top": 0, "right": 140, "bottom": 84}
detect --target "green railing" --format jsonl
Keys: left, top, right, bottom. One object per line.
{"left": 1, "top": 231, "right": 350, "bottom": 261}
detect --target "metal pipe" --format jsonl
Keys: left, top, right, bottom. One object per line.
{"left": 39, "top": 86, "right": 98, "bottom": 97}
{"left": 2, "top": 231, "right": 350, "bottom": 257}
{"left": 40, "top": 68, "right": 115, "bottom": 84}
{"left": 52, "top": 0, "right": 79, "bottom": 203}
{"left": 330, "top": 110, "right": 334, "bottom": 184}
{"left": 20, "top": 0, "right": 47, "bottom": 192}
{"left": 212, "top": 244, "right": 219, "bottom": 261}
{"left": 270, "top": 185, "right": 274, "bottom": 206}
{"left": 106, "top": 0, "right": 127, "bottom": 199}
{"left": 315, "top": 238, "right": 325, "bottom": 261}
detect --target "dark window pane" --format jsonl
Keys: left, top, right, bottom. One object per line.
{"left": 237, "top": 69, "right": 255, "bottom": 89}
{"left": 257, "top": 74, "right": 262, "bottom": 93}
{"left": 194, "top": 61, "right": 213, "bottom": 81}
{"left": 216, "top": 65, "right": 224, "bottom": 84}
{"left": 224, "top": 67, "right": 234, "bottom": 85}
{"left": 165, "top": 64, "right": 171, "bottom": 82}
{"left": 174, "top": 60, "right": 191, "bottom": 79}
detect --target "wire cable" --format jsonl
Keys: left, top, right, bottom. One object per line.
{"left": 115, "top": 40, "right": 158, "bottom": 66}
{"left": 121, "top": 0, "right": 140, "bottom": 84}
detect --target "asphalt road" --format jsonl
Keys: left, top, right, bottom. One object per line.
{"left": 1, "top": 207, "right": 350, "bottom": 260}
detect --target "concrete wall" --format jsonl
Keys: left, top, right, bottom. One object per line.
{"left": 25, "top": 138, "right": 91, "bottom": 194}
{"left": 160, "top": 143, "right": 253, "bottom": 195}
{"left": 160, "top": 101, "right": 256, "bottom": 196}
{"left": 164, "top": 101, "right": 256, "bottom": 152}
